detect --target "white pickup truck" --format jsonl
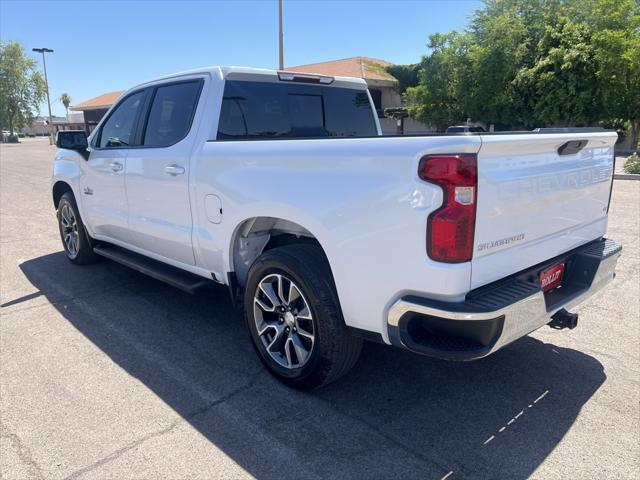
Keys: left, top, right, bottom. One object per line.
{"left": 52, "top": 66, "right": 621, "bottom": 389}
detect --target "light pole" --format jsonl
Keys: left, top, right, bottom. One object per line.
{"left": 32, "top": 47, "right": 55, "bottom": 145}
{"left": 278, "top": 0, "right": 284, "bottom": 69}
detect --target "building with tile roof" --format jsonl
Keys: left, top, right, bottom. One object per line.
{"left": 286, "top": 57, "right": 431, "bottom": 134}
{"left": 67, "top": 57, "right": 432, "bottom": 135}
{"left": 70, "top": 90, "right": 124, "bottom": 133}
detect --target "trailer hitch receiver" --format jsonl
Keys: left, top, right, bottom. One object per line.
{"left": 549, "top": 309, "right": 579, "bottom": 330}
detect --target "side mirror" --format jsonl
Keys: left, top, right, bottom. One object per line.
{"left": 55, "top": 130, "right": 89, "bottom": 159}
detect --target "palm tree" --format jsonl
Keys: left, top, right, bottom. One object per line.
{"left": 59, "top": 93, "right": 72, "bottom": 116}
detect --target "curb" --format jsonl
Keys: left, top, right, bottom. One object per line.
{"left": 614, "top": 174, "right": 640, "bottom": 181}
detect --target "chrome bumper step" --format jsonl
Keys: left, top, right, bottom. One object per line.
{"left": 387, "top": 238, "right": 622, "bottom": 360}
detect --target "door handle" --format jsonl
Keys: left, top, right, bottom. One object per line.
{"left": 164, "top": 164, "right": 185, "bottom": 176}
{"left": 109, "top": 161, "right": 123, "bottom": 172}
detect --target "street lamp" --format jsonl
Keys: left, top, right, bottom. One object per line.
{"left": 32, "top": 47, "right": 55, "bottom": 145}
{"left": 278, "top": 0, "right": 284, "bottom": 69}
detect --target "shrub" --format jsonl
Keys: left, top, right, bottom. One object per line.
{"left": 624, "top": 154, "right": 640, "bottom": 174}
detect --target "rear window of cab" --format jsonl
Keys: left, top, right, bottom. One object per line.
{"left": 217, "top": 80, "right": 377, "bottom": 140}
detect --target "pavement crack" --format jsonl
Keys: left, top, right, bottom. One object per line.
{"left": 325, "top": 403, "right": 469, "bottom": 479}
{"left": 62, "top": 420, "right": 181, "bottom": 480}
{"left": 0, "top": 421, "right": 45, "bottom": 480}
{"left": 61, "top": 372, "right": 262, "bottom": 480}
{"left": 0, "top": 281, "right": 138, "bottom": 316}
{"left": 185, "top": 369, "right": 264, "bottom": 421}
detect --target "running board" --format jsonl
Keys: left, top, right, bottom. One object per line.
{"left": 93, "top": 244, "right": 211, "bottom": 294}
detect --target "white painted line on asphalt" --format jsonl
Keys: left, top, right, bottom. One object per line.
{"left": 440, "top": 470, "right": 454, "bottom": 480}
{"left": 484, "top": 392, "right": 549, "bottom": 446}
{"left": 533, "top": 390, "right": 549, "bottom": 404}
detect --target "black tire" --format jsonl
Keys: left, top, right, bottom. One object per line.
{"left": 245, "top": 244, "right": 362, "bottom": 390}
{"left": 57, "top": 192, "right": 100, "bottom": 265}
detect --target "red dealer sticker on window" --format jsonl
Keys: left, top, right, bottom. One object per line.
{"left": 540, "top": 262, "right": 565, "bottom": 292}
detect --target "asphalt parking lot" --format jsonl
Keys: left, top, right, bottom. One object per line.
{"left": 1, "top": 137, "right": 639, "bottom": 480}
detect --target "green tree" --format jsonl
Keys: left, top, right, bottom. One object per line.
{"left": 386, "top": 63, "right": 420, "bottom": 94}
{"left": 59, "top": 92, "right": 72, "bottom": 116}
{"left": 403, "top": 32, "right": 471, "bottom": 129}
{"left": 0, "top": 41, "right": 46, "bottom": 135}
{"left": 591, "top": 0, "right": 640, "bottom": 147}
{"left": 397, "top": 0, "right": 640, "bottom": 137}
{"left": 463, "top": 0, "right": 531, "bottom": 126}
{"left": 514, "top": 20, "right": 600, "bottom": 126}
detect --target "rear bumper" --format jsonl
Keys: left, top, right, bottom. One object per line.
{"left": 387, "top": 238, "right": 622, "bottom": 360}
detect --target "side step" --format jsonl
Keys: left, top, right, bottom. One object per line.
{"left": 93, "top": 244, "right": 211, "bottom": 294}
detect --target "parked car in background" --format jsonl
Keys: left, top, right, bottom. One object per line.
{"left": 51, "top": 66, "right": 621, "bottom": 389}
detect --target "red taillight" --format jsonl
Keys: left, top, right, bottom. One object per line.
{"left": 419, "top": 154, "right": 477, "bottom": 263}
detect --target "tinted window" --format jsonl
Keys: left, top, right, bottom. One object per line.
{"left": 369, "top": 88, "right": 382, "bottom": 110}
{"left": 289, "top": 94, "right": 325, "bottom": 136}
{"left": 324, "top": 88, "right": 376, "bottom": 137}
{"left": 217, "top": 81, "right": 377, "bottom": 140}
{"left": 143, "top": 81, "right": 201, "bottom": 147}
{"left": 218, "top": 98, "right": 247, "bottom": 137}
{"left": 99, "top": 91, "right": 144, "bottom": 148}
{"left": 219, "top": 82, "right": 289, "bottom": 139}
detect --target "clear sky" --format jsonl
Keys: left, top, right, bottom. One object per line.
{"left": 1, "top": 0, "right": 481, "bottom": 116}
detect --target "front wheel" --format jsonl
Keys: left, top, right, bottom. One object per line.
{"left": 57, "top": 192, "right": 100, "bottom": 265}
{"left": 244, "top": 244, "right": 362, "bottom": 390}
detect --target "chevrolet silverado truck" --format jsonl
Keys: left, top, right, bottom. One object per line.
{"left": 51, "top": 66, "right": 622, "bottom": 389}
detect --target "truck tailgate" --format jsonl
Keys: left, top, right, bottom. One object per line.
{"left": 471, "top": 132, "right": 616, "bottom": 289}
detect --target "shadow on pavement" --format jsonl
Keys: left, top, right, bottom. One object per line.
{"left": 17, "top": 252, "right": 606, "bottom": 479}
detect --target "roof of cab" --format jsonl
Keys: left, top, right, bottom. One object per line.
{"left": 134, "top": 66, "right": 368, "bottom": 90}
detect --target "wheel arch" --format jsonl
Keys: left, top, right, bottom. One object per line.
{"left": 52, "top": 180, "right": 73, "bottom": 209}
{"left": 229, "top": 216, "right": 333, "bottom": 290}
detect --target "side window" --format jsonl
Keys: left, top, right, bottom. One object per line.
{"left": 99, "top": 91, "right": 144, "bottom": 148}
{"left": 218, "top": 98, "right": 247, "bottom": 138}
{"left": 143, "top": 81, "right": 202, "bottom": 147}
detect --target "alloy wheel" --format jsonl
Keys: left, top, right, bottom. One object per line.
{"left": 60, "top": 204, "right": 79, "bottom": 257}
{"left": 253, "top": 273, "right": 315, "bottom": 369}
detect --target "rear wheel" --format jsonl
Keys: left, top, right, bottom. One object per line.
{"left": 244, "top": 245, "right": 362, "bottom": 390}
{"left": 57, "top": 192, "right": 100, "bottom": 265}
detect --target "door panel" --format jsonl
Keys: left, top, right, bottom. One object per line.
{"left": 79, "top": 90, "right": 146, "bottom": 242}
{"left": 79, "top": 148, "right": 129, "bottom": 240}
{"left": 125, "top": 151, "right": 194, "bottom": 264}
{"left": 124, "top": 80, "right": 202, "bottom": 266}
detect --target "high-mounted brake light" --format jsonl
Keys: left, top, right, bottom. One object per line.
{"left": 419, "top": 154, "right": 478, "bottom": 263}
{"left": 277, "top": 71, "right": 334, "bottom": 84}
